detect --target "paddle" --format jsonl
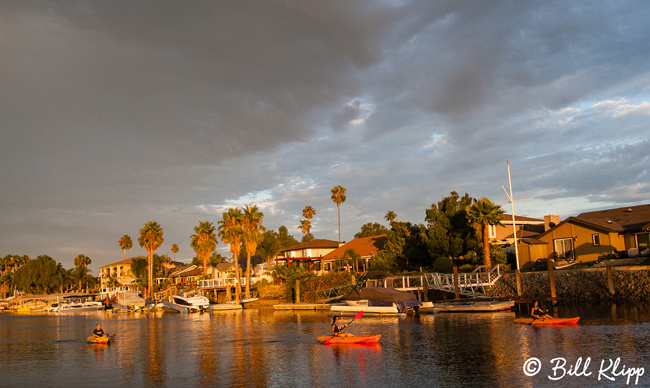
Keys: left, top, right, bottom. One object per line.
{"left": 527, "top": 318, "right": 537, "bottom": 325}
{"left": 323, "top": 311, "right": 363, "bottom": 345}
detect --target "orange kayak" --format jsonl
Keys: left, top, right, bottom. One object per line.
{"left": 317, "top": 335, "right": 381, "bottom": 344}
{"left": 514, "top": 317, "right": 580, "bottom": 325}
{"left": 87, "top": 335, "right": 111, "bottom": 343}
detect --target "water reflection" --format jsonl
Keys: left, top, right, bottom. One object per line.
{"left": 1, "top": 304, "right": 650, "bottom": 387}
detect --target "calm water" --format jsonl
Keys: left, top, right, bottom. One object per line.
{"left": 1, "top": 303, "right": 650, "bottom": 388}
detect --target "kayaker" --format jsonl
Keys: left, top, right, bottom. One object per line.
{"left": 332, "top": 316, "right": 353, "bottom": 337}
{"left": 531, "top": 301, "right": 553, "bottom": 320}
{"left": 93, "top": 323, "right": 106, "bottom": 338}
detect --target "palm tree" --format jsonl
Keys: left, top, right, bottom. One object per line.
{"left": 190, "top": 221, "right": 218, "bottom": 272}
{"left": 218, "top": 208, "right": 244, "bottom": 302}
{"left": 302, "top": 206, "right": 316, "bottom": 221}
{"left": 242, "top": 205, "right": 265, "bottom": 299}
{"left": 171, "top": 244, "right": 179, "bottom": 261}
{"left": 331, "top": 185, "right": 347, "bottom": 242}
{"left": 385, "top": 211, "right": 397, "bottom": 226}
{"left": 298, "top": 219, "right": 311, "bottom": 238}
{"left": 74, "top": 254, "right": 91, "bottom": 291}
{"left": 467, "top": 198, "right": 504, "bottom": 270}
{"left": 138, "top": 221, "right": 164, "bottom": 300}
{"left": 118, "top": 235, "right": 133, "bottom": 261}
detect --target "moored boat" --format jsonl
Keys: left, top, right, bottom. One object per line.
{"left": 170, "top": 294, "right": 211, "bottom": 312}
{"left": 514, "top": 317, "right": 580, "bottom": 325}
{"left": 317, "top": 335, "right": 382, "bottom": 344}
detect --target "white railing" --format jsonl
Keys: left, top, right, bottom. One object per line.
{"left": 423, "top": 264, "right": 505, "bottom": 297}
{"left": 98, "top": 286, "right": 136, "bottom": 299}
{"left": 197, "top": 278, "right": 247, "bottom": 288}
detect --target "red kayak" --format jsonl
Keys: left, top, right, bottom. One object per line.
{"left": 514, "top": 317, "right": 580, "bottom": 325}
{"left": 317, "top": 335, "right": 381, "bottom": 344}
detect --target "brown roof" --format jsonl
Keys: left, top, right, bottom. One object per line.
{"left": 576, "top": 204, "right": 650, "bottom": 232}
{"left": 537, "top": 203, "right": 650, "bottom": 238}
{"left": 281, "top": 239, "right": 341, "bottom": 252}
{"left": 323, "top": 235, "right": 387, "bottom": 260}
{"left": 501, "top": 214, "right": 544, "bottom": 223}
{"left": 100, "top": 257, "right": 137, "bottom": 269}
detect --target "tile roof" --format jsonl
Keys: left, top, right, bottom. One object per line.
{"left": 323, "top": 235, "right": 388, "bottom": 260}
{"left": 576, "top": 204, "right": 650, "bottom": 232}
{"left": 501, "top": 214, "right": 544, "bottom": 223}
{"left": 280, "top": 239, "right": 341, "bottom": 252}
{"left": 100, "top": 257, "right": 138, "bottom": 269}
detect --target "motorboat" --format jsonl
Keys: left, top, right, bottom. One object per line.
{"left": 170, "top": 294, "right": 211, "bottom": 312}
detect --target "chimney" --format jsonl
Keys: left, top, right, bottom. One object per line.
{"left": 544, "top": 214, "right": 560, "bottom": 231}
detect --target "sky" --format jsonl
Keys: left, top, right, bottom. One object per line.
{"left": 1, "top": 1, "right": 649, "bottom": 274}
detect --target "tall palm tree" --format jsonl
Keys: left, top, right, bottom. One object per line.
{"left": 385, "top": 210, "right": 397, "bottom": 226}
{"left": 138, "top": 221, "right": 164, "bottom": 300}
{"left": 331, "top": 185, "right": 347, "bottom": 242}
{"left": 298, "top": 219, "right": 311, "bottom": 238}
{"left": 467, "top": 198, "right": 504, "bottom": 270}
{"left": 171, "top": 244, "right": 179, "bottom": 261}
{"left": 302, "top": 206, "right": 316, "bottom": 222}
{"left": 242, "top": 205, "right": 265, "bottom": 299}
{"left": 74, "top": 254, "right": 91, "bottom": 291}
{"left": 218, "top": 208, "right": 244, "bottom": 302}
{"left": 190, "top": 221, "right": 218, "bottom": 272}
{"left": 118, "top": 235, "right": 133, "bottom": 261}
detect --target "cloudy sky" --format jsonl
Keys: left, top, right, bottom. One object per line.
{"left": 1, "top": 1, "right": 649, "bottom": 273}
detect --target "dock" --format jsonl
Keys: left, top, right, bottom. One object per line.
{"left": 273, "top": 304, "right": 331, "bottom": 311}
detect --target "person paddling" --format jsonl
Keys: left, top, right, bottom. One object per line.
{"left": 531, "top": 301, "right": 553, "bottom": 320}
{"left": 93, "top": 323, "right": 106, "bottom": 338}
{"left": 332, "top": 316, "right": 354, "bottom": 338}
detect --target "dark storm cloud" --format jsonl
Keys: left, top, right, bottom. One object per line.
{"left": 1, "top": 0, "right": 649, "bottom": 270}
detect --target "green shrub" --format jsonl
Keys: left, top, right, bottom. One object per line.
{"left": 432, "top": 256, "right": 453, "bottom": 273}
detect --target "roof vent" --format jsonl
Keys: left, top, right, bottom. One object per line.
{"left": 607, "top": 220, "right": 613, "bottom": 224}
{"left": 625, "top": 208, "right": 632, "bottom": 212}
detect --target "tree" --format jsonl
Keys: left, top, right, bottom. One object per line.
{"left": 171, "top": 244, "right": 179, "bottom": 261}
{"left": 354, "top": 222, "right": 389, "bottom": 238}
{"left": 190, "top": 221, "right": 218, "bottom": 272}
{"left": 12, "top": 255, "right": 61, "bottom": 294}
{"left": 138, "top": 221, "right": 164, "bottom": 300}
{"left": 298, "top": 219, "right": 311, "bottom": 239}
{"left": 118, "top": 235, "right": 133, "bottom": 261}
{"left": 277, "top": 225, "right": 299, "bottom": 248}
{"left": 385, "top": 211, "right": 397, "bottom": 226}
{"left": 73, "top": 254, "right": 91, "bottom": 291}
{"left": 423, "top": 192, "right": 480, "bottom": 264}
{"left": 242, "top": 205, "right": 265, "bottom": 299}
{"left": 302, "top": 205, "right": 316, "bottom": 237}
{"left": 331, "top": 185, "right": 347, "bottom": 242}
{"left": 467, "top": 198, "right": 504, "bottom": 270}
{"left": 219, "top": 208, "right": 244, "bottom": 302}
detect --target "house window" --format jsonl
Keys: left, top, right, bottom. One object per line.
{"left": 489, "top": 225, "right": 497, "bottom": 239}
{"left": 592, "top": 234, "right": 600, "bottom": 247}
{"left": 553, "top": 238, "right": 575, "bottom": 260}
{"left": 636, "top": 233, "right": 650, "bottom": 251}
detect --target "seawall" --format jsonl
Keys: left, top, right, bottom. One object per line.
{"left": 488, "top": 266, "right": 650, "bottom": 302}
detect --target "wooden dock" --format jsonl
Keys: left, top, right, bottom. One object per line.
{"left": 273, "top": 304, "right": 331, "bottom": 311}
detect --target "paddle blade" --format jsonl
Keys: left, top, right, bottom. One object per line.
{"left": 354, "top": 311, "right": 364, "bottom": 320}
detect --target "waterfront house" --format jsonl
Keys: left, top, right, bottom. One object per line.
{"left": 322, "top": 235, "right": 388, "bottom": 272}
{"left": 169, "top": 265, "right": 203, "bottom": 286}
{"left": 524, "top": 204, "right": 650, "bottom": 267}
{"left": 99, "top": 258, "right": 137, "bottom": 289}
{"left": 274, "top": 239, "right": 342, "bottom": 272}
{"left": 490, "top": 214, "right": 546, "bottom": 244}
{"left": 206, "top": 262, "right": 236, "bottom": 279}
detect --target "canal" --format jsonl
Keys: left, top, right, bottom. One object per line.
{"left": 1, "top": 303, "right": 649, "bottom": 387}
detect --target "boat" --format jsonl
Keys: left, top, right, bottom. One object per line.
{"left": 170, "top": 294, "right": 211, "bottom": 312}
{"left": 330, "top": 304, "right": 404, "bottom": 316}
{"left": 55, "top": 296, "right": 105, "bottom": 313}
{"left": 514, "top": 317, "right": 580, "bottom": 325}
{"left": 317, "top": 335, "right": 382, "bottom": 344}
{"left": 434, "top": 300, "right": 514, "bottom": 312}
